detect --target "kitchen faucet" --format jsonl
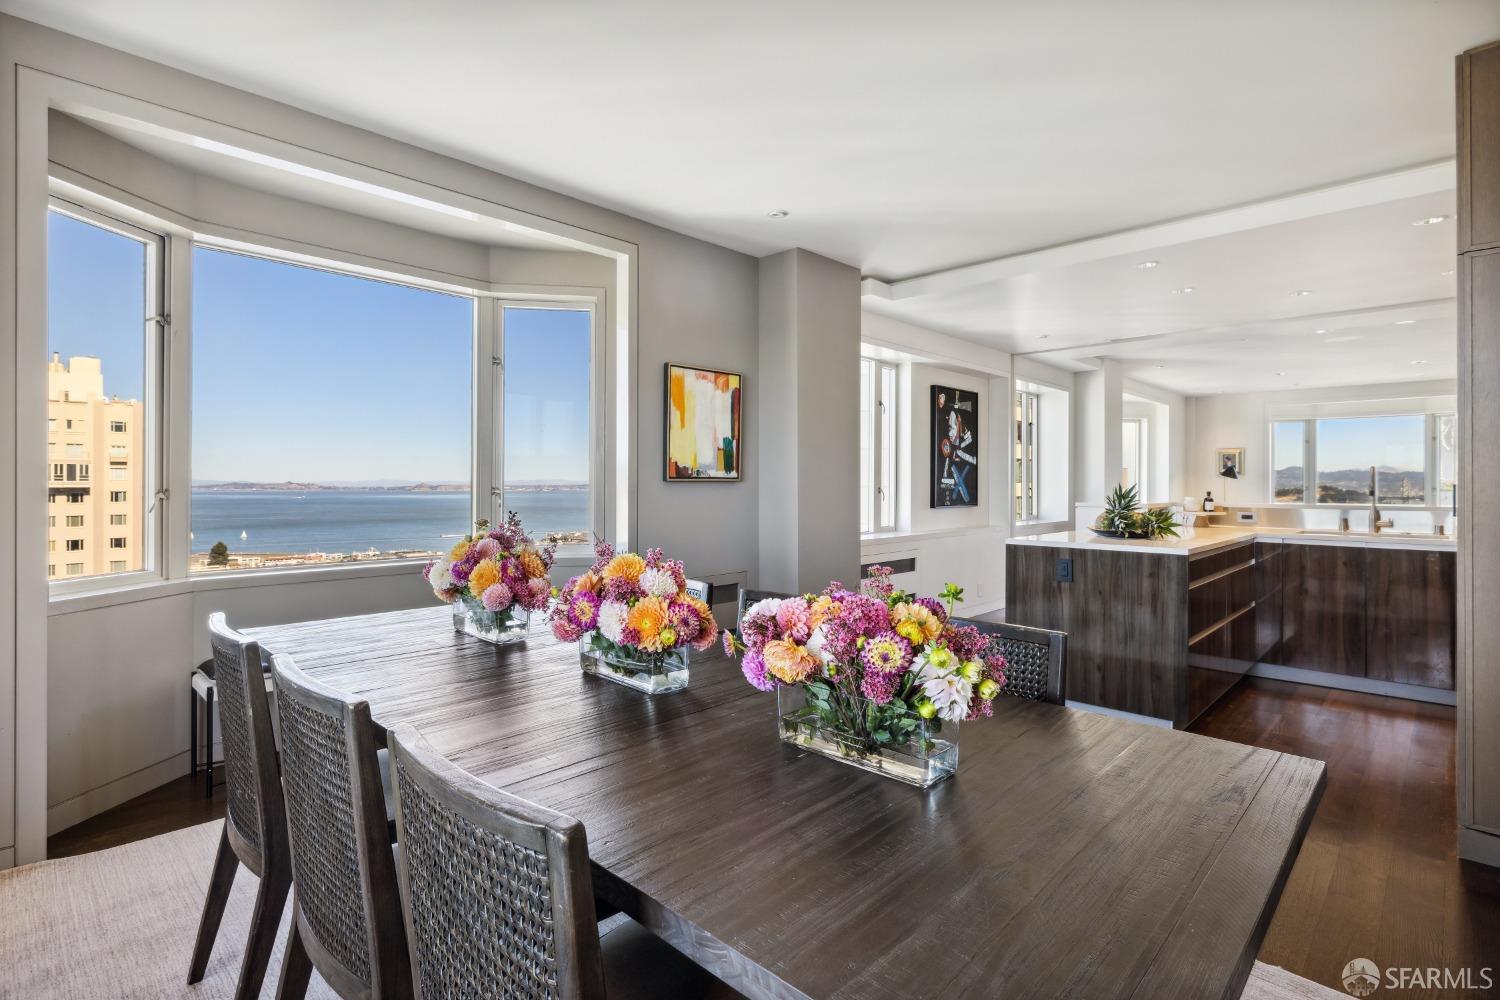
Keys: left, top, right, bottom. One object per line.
{"left": 1369, "top": 465, "right": 1394, "bottom": 534}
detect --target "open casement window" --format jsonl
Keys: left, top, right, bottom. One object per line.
{"left": 859, "top": 358, "right": 898, "bottom": 534}
{"left": 46, "top": 201, "right": 164, "bottom": 590}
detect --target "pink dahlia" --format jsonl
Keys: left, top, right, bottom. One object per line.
{"left": 480, "top": 582, "right": 513, "bottom": 611}
{"left": 667, "top": 601, "right": 701, "bottom": 643}
{"left": 551, "top": 613, "right": 584, "bottom": 643}
{"left": 568, "top": 591, "right": 602, "bottom": 630}
{"left": 474, "top": 537, "right": 501, "bottom": 560}
{"left": 775, "top": 600, "right": 813, "bottom": 644}
{"left": 741, "top": 650, "right": 774, "bottom": 692}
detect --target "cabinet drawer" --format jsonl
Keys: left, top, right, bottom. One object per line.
{"left": 1188, "top": 542, "right": 1254, "bottom": 584}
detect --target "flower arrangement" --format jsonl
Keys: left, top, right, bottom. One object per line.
{"left": 724, "top": 567, "right": 1006, "bottom": 784}
{"left": 551, "top": 539, "right": 719, "bottom": 693}
{"left": 425, "top": 513, "right": 555, "bottom": 643}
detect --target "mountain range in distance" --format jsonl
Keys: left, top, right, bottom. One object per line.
{"left": 191, "top": 479, "right": 586, "bottom": 492}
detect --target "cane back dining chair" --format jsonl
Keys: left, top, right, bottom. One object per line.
{"left": 962, "top": 619, "right": 1068, "bottom": 706}
{"left": 387, "top": 724, "right": 741, "bottom": 1000}
{"left": 270, "top": 652, "right": 412, "bottom": 1000}
{"left": 187, "top": 613, "right": 292, "bottom": 1000}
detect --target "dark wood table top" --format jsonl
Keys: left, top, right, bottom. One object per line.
{"left": 247, "top": 606, "right": 1326, "bottom": 1000}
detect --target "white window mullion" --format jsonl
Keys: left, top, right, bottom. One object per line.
{"left": 474, "top": 297, "right": 498, "bottom": 530}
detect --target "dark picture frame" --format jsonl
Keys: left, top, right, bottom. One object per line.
{"left": 931, "top": 384, "right": 979, "bottom": 508}
{"left": 663, "top": 362, "right": 743, "bottom": 482}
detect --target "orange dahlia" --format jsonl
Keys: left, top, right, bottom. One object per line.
{"left": 602, "top": 553, "right": 646, "bottom": 584}
{"left": 468, "top": 560, "right": 500, "bottom": 595}
{"left": 626, "top": 596, "right": 670, "bottom": 650}
{"left": 518, "top": 549, "right": 547, "bottom": 579}
{"left": 764, "top": 639, "right": 819, "bottom": 684}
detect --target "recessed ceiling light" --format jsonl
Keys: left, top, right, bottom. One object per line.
{"left": 766, "top": 209, "right": 790, "bottom": 219}
{"left": 1411, "top": 215, "right": 1452, "bottom": 226}
{"left": 1275, "top": 371, "right": 1287, "bottom": 376}
{"left": 1411, "top": 360, "right": 1428, "bottom": 366}
{"left": 1314, "top": 329, "right": 1328, "bottom": 335}
{"left": 1324, "top": 335, "right": 1361, "bottom": 343}
{"left": 1136, "top": 260, "right": 1160, "bottom": 269}
{"left": 1441, "top": 269, "right": 1456, "bottom": 277}
{"left": 1171, "top": 287, "right": 1195, "bottom": 294}
{"left": 1394, "top": 319, "right": 1416, "bottom": 325}
{"left": 1152, "top": 363, "right": 1166, "bottom": 369}
{"left": 1292, "top": 289, "right": 1313, "bottom": 297}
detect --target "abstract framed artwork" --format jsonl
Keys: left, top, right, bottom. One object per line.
{"left": 665, "top": 363, "right": 743, "bottom": 481}
{"left": 931, "top": 384, "right": 979, "bottom": 508}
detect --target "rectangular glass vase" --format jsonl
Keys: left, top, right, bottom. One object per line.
{"left": 579, "top": 634, "right": 689, "bottom": 694}
{"left": 776, "top": 685, "right": 959, "bottom": 787}
{"left": 452, "top": 601, "right": 530, "bottom": 646}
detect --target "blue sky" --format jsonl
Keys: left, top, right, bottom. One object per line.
{"left": 49, "top": 210, "right": 589, "bottom": 484}
{"left": 1274, "top": 414, "right": 1426, "bottom": 472}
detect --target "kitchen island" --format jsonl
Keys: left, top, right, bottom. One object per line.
{"left": 1005, "top": 526, "right": 1456, "bottom": 727}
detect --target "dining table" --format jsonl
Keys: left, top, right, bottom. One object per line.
{"left": 246, "top": 605, "right": 1326, "bottom": 1000}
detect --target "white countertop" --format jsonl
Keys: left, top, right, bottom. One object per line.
{"left": 1008, "top": 524, "right": 1456, "bottom": 556}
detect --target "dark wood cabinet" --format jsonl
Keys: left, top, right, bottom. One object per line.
{"left": 1459, "top": 41, "right": 1500, "bottom": 252}
{"left": 1279, "top": 543, "right": 1367, "bottom": 676}
{"left": 1254, "top": 540, "right": 1284, "bottom": 665}
{"left": 1366, "top": 548, "right": 1456, "bottom": 689}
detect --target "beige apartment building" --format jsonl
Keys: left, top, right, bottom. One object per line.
{"left": 47, "top": 354, "right": 144, "bottom": 580}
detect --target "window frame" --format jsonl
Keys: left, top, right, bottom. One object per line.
{"left": 859, "top": 357, "right": 899, "bottom": 535}
{"left": 1014, "top": 388, "right": 1041, "bottom": 524}
{"left": 45, "top": 198, "right": 168, "bottom": 597}
{"left": 1267, "top": 410, "right": 1457, "bottom": 508}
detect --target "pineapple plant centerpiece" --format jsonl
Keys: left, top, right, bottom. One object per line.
{"left": 1091, "top": 484, "right": 1180, "bottom": 539}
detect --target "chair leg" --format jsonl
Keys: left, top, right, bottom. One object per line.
{"left": 187, "top": 824, "right": 240, "bottom": 984}
{"left": 275, "top": 909, "right": 314, "bottom": 1000}
{"left": 189, "top": 674, "right": 198, "bottom": 779}
{"left": 234, "top": 866, "right": 291, "bottom": 1000}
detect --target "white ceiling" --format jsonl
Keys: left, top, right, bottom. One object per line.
{"left": 9, "top": 0, "right": 1495, "bottom": 395}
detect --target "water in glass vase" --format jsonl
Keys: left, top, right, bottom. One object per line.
{"left": 776, "top": 684, "right": 959, "bottom": 787}
{"left": 452, "top": 601, "right": 530, "bottom": 646}
{"left": 579, "top": 633, "right": 689, "bottom": 694}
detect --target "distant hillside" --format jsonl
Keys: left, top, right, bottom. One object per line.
{"left": 191, "top": 480, "right": 586, "bottom": 493}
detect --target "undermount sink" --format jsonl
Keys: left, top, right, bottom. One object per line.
{"left": 1295, "top": 529, "right": 1442, "bottom": 539}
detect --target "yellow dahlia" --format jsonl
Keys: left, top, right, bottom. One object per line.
{"left": 602, "top": 553, "right": 646, "bottom": 584}
{"left": 764, "top": 640, "right": 819, "bottom": 684}
{"left": 626, "top": 596, "right": 670, "bottom": 649}
{"left": 519, "top": 549, "right": 547, "bottom": 579}
{"left": 892, "top": 602, "right": 943, "bottom": 643}
{"left": 468, "top": 560, "right": 500, "bottom": 595}
{"left": 449, "top": 540, "right": 471, "bottom": 561}
{"left": 808, "top": 594, "right": 842, "bottom": 630}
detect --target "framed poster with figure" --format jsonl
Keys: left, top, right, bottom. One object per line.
{"left": 931, "top": 385, "right": 979, "bottom": 508}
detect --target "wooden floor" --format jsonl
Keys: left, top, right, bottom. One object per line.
{"left": 46, "top": 678, "right": 1500, "bottom": 998}
{"left": 1191, "top": 677, "right": 1500, "bottom": 998}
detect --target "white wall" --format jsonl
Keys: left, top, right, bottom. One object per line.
{"left": 1184, "top": 378, "right": 1459, "bottom": 504}
{"left": 2, "top": 14, "right": 790, "bottom": 854}
{"left": 1123, "top": 378, "right": 1187, "bottom": 505}
{"left": 1073, "top": 360, "right": 1124, "bottom": 505}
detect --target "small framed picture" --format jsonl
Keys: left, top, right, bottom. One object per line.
{"left": 664, "top": 363, "right": 743, "bottom": 481}
{"left": 1216, "top": 448, "right": 1245, "bottom": 479}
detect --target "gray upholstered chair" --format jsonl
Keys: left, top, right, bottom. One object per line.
{"left": 387, "top": 725, "right": 741, "bottom": 1000}
{"left": 270, "top": 652, "right": 412, "bottom": 1000}
{"left": 188, "top": 613, "right": 292, "bottom": 1000}
{"left": 964, "top": 619, "right": 1068, "bottom": 706}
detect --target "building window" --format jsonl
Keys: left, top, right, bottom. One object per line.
{"left": 1015, "top": 390, "right": 1040, "bottom": 522}
{"left": 47, "top": 564, "right": 56, "bottom": 578}
{"left": 1121, "top": 417, "right": 1147, "bottom": 495}
{"left": 65, "top": 539, "right": 84, "bottom": 552}
{"left": 1270, "top": 412, "right": 1456, "bottom": 506}
{"left": 109, "top": 491, "right": 127, "bottom": 503}
{"left": 859, "top": 358, "right": 898, "bottom": 534}
{"left": 109, "top": 560, "right": 128, "bottom": 572}
{"left": 110, "top": 514, "right": 127, "bottom": 526}
{"left": 47, "top": 205, "right": 159, "bottom": 586}
{"left": 109, "top": 537, "right": 127, "bottom": 549}
{"left": 108, "top": 467, "right": 127, "bottom": 481}
{"left": 109, "top": 445, "right": 127, "bottom": 457}
{"left": 500, "top": 305, "right": 593, "bottom": 546}
{"left": 191, "top": 246, "right": 475, "bottom": 572}
{"left": 47, "top": 515, "right": 55, "bottom": 527}
{"left": 48, "top": 540, "right": 55, "bottom": 553}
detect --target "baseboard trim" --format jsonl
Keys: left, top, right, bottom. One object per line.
{"left": 1247, "top": 664, "right": 1457, "bottom": 706}
{"left": 1460, "top": 826, "right": 1500, "bottom": 868}
{"left": 1066, "top": 700, "right": 1173, "bottom": 729}
{"left": 47, "top": 750, "right": 192, "bottom": 837}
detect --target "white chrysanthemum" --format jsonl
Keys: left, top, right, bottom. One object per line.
{"left": 805, "top": 623, "right": 837, "bottom": 666}
{"left": 598, "top": 600, "right": 628, "bottom": 643}
{"left": 639, "top": 566, "right": 678, "bottom": 599}
{"left": 746, "top": 597, "right": 786, "bottom": 619}
{"left": 924, "top": 673, "right": 973, "bottom": 722}
{"left": 428, "top": 559, "right": 455, "bottom": 592}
